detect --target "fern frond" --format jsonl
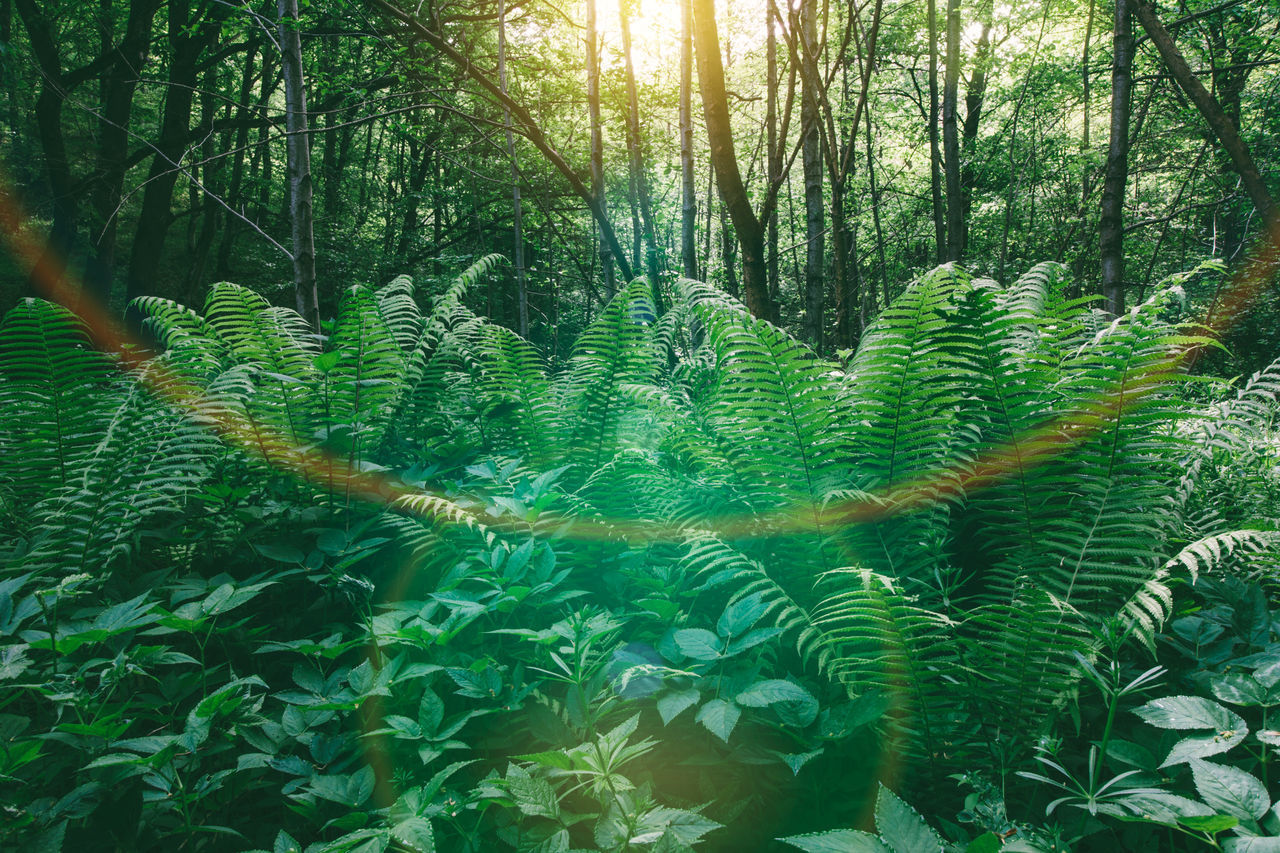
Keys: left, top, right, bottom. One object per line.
{"left": 0, "top": 298, "right": 115, "bottom": 506}
{"left": 559, "top": 278, "right": 664, "bottom": 479}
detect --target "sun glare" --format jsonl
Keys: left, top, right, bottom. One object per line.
{"left": 589, "top": 0, "right": 770, "bottom": 83}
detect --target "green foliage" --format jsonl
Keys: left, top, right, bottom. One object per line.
{"left": 1, "top": 260, "right": 1278, "bottom": 851}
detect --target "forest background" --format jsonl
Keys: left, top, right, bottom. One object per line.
{"left": 2, "top": 0, "right": 1278, "bottom": 365}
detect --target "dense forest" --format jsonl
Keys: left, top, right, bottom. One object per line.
{"left": 2, "top": 0, "right": 1280, "bottom": 850}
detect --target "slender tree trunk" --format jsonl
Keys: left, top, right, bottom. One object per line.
{"left": 187, "top": 50, "right": 222, "bottom": 298}
{"left": 1100, "top": 0, "right": 1134, "bottom": 315}
{"left": 942, "top": 0, "right": 963, "bottom": 263}
{"left": 1081, "top": 0, "right": 1095, "bottom": 207}
{"left": 720, "top": 203, "right": 738, "bottom": 298}
{"left": 800, "top": 0, "right": 823, "bottom": 347}
{"left": 498, "top": 0, "right": 528, "bottom": 336}
{"left": 1133, "top": 0, "right": 1278, "bottom": 229}
{"left": 254, "top": 54, "right": 276, "bottom": 221}
{"left": 14, "top": 0, "right": 78, "bottom": 300}
{"left": 586, "top": 0, "right": 617, "bottom": 296}
{"left": 89, "top": 0, "right": 158, "bottom": 304}
{"left": 692, "top": 0, "right": 772, "bottom": 320}
{"left": 927, "top": 0, "right": 946, "bottom": 262}
{"left": 619, "top": 0, "right": 664, "bottom": 308}
{"left": 125, "top": 0, "right": 206, "bottom": 306}
{"left": 217, "top": 38, "right": 259, "bottom": 279}
{"left": 680, "top": 0, "right": 697, "bottom": 278}
{"left": 1074, "top": 0, "right": 1095, "bottom": 288}
{"left": 278, "top": 0, "right": 319, "bottom": 327}
{"left": 959, "top": 2, "right": 991, "bottom": 258}
{"left": 866, "top": 105, "right": 887, "bottom": 315}
{"left": 766, "top": 0, "right": 780, "bottom": 304}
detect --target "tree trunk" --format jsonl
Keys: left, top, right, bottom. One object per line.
{"left": 942, "top": 0, "right": 963, "bottom": 263}
{"left": 1133, "top": 0, "right": 1278, "bottom": 229}
{"left": 927, "top": 0, "right": 946, "bottom": 263}
{"left": 217, "top": 37, "right": 260, "bottom": 279}
{"left": 766, "top": 0, "right": 779, "bottom": 304}
{"left": 125, "top": 0, "right": 205, "bottom": 307}
{"left": 1100, "top": 0, "right": 1134, "bottom": 315}
{"left": 959, "top": 2, "right": 992, "bottom": 258}
{"left": 691, "top": 0, "right": 772, "bottom": 320}
{"left": 278, "top": 0, "right": 319, "bottom": 327}
{"left": 498, "top": 0, "right": 528, "bottom": 336}
{"left": 866, "top": 104, "right": 888, "bottom": 315}
{"left": 800, "top": 0, "right": 824, "bottom": 347}
{"left": 679, "top": 0, "right": 697, "bottom": 278}
{"left": 89, "top": 0, "right": 159, "bottom": 304}
{"left": 586, "top": 0, "right": 617, "bottom": 296}
{"left": 620, "top": 0, "right": 664, "bottom": 309}
{"left": 14, "top": 0, "right": 78, "bottom": 301}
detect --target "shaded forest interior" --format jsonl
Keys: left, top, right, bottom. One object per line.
{"left": 2, "top": 0, "right": 1278, "bottom": 368}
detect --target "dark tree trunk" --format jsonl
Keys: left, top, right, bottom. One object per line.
{"left": 927, "top": 0, "right": 946, "bottom": 262}
{"left": 89, "top": 0, "right": 159, "bottom": 305}
{"left": 620, "top": 0, "right": 664, "bottom": 308}
{"left": 277, "top": 0, "right": 319, "bottom": 326}
{"left": 800, "top": 0, "right": 824, "bottom": 347}
{"left": 959, "top": 3, "right": 991, "bottom": 258}
{"left": 679, "top": 0, "right": 697, "bottom": 278}
{"left": 125, "top": 0, "right": 206, "bottom": 307}
{"left": 1133, "top": 0, "right": 1278, "bottom": 230}
{"left": 14, "top": 0, "right": 78, "bottom": 300}
{"left": 498, "top": 0, "right": 528, "bottom": 336}
{"left": 216, "top": 38, "right": 260, "bottom": 279}
{"left": 692, "top": 0, "right": 772, "bottom": 320}
{"left": 1100, "top": 0, "right": 1134, "bottom": 315}
{"left": 942, "top": 0, "right": 963, "bottom": 263}
{"left": 766, "top": 0, "right": 780, "bottom": 304}
{"left": 586, "top": 0, "right": 617, "bottom": 296}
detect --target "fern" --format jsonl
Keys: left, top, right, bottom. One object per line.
{"left": 0, "top": 299, "right": 115, "bottom": 508}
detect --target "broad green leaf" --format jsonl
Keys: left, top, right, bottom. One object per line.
{"left": 725, "top": 626, "right": 784, "bottom": 656}
{"left": 964, "top": 833, "right": 1002, "bottom": 853}
{"left": 1190, "top": 759, "right": 1270, "bottom": 821}
{"left": 717, "top": 592, "right": 769, "bottom": 637}
{"left": 779, "top": 830, "right": 890, "bottom": 852}
{"left": 273, "top": 830, "right": 302, "bottom": 853}
{"left": 783, "top": 749, "right": 823, "bottom": 775}
{"left": 1162, "top": 731, "right": 1248, "bottom": 767}
{"left": 1225, "top": 840, "right": 1280, "bottom": 852}
{"left": 253, "top": 543, "right": 305, "bottom": 563}
{"left": 673, "top": 628, "right": 722, "bottom": 661}
{"left": 506, "top": 764, "right": 560, "bottom": 819}
{"left": 736, "top": 679, "right": 815, "bottom": 708}
{"left": 657, "top": 688, "right": 700, "bottom": 724}
{"left": 1211, "top": 673, "right": 1269, "bottom": 707}
{"left": 1176, "top": 814, "right": 1239, "bottom": 832}
{"left": 875, "top": 785, "right": 944, "bottom": 853}
{"left": 696, "top": 699, "right": 741, "bottom": 742}
{"left": 1113, "top": 790, "right": 1213, "bottom": 825}
{"left": 391, "top": 817, "right": 435, "bottom": 852}
{"left": 1135, "top": 696, "right": 1244, "bottom": 731}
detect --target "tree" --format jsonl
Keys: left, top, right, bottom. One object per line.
{"left": 692, "top": 0, "right": 774, "bottom": 321}
{"left": 799, "top": 0, "right": 823, "bottom": 346}
{"left": 679, "top": 0, "right": 697, "bottom": 279}
{"left": 587, "top": 0, "right": 618, "bottom": 296}
{"left": 1133, "top": 0, "right": 1278, "bottom": 231}
{"left": 620, "top": 0, "right": 664, "bottom": 301}
{"left": 498, "top": 0, "right": 528, "bottom": 336}
{"left": 278, "top": 0, "right": 319, "bottom": 328}
{"left": 941, "top": 0, "right": 963, "bottom": 263}
{"left": 1100, "top": 0, "right": 1135, "bottom": 316}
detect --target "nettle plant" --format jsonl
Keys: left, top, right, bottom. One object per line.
{"left": 0, "top": 258, "right": 1277, "bottom": 851}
